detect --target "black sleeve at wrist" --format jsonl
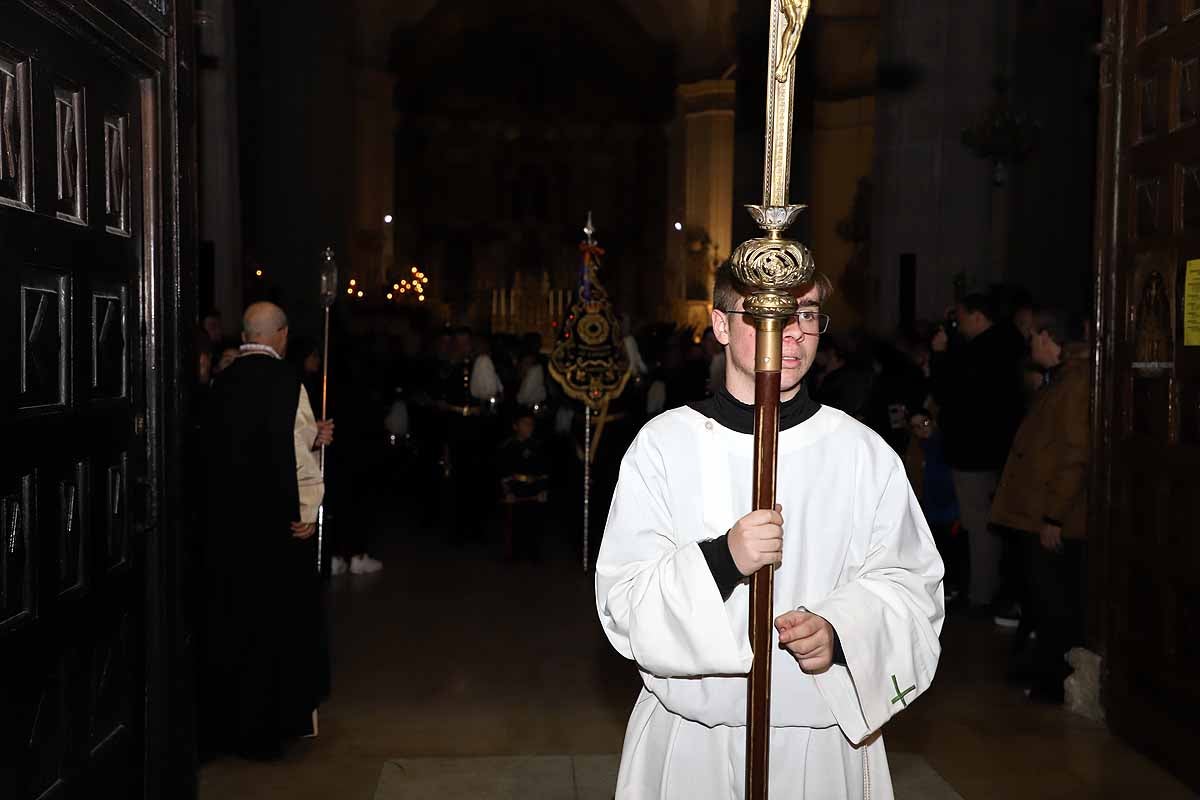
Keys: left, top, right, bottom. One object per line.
{"left": 831, "top": 626, "right": 846, "bottom": 666}
{"left": 698, "top": 534, "right": 743, "bottom": 601}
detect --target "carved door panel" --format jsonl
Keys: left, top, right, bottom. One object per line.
{"left": 1095, "top": 0, "right": 1200, "bottom": 791}
{"left": 0, "top": 3, "right": 164, "bottom": 798}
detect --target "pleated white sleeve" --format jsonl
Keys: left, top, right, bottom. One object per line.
{"left": 294, "top": 384, "right": 324, "bottom": 524}
{"left": 595, "top": 429, "right": 753, "bottom": 679}
{"left": 469, "top": 354, "right": 503, "bottom": 400}
{"left": 807, "top": 464, "right": 944, "bottom": 744}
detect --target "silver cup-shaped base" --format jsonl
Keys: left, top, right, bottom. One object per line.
{"left": 745, "top": 204, "right": 807, "bottom": 234}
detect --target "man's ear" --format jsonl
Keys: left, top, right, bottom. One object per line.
{"left": 711, "top": 308, "right": 731, "bottom": 346}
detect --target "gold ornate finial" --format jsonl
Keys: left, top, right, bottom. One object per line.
{"left": 773, "top": 0, "right": 810, "bottom": 84}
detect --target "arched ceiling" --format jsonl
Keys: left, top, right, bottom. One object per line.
{"left": 352, "top": 0, "right": 738, "bottom": 80}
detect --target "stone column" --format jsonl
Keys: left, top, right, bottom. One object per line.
{"left": 673, "top": 79, "right": 736, "bottom": 324}
{"left": 350, "top": 68, "right": 398, "bottom": 290}
{"left": 809, "top": 0, "right": 882, "bottom": 329}
{"left": 871, "top": 0, "right": 1000, "bottom": 331}
{"left": 810, "top": 96, "right": 875, "bottom": 329}
{"left": 235, "top": 0, "right": 354, "bottom": 336}
{"left": 196, "top": 0, "right": 242, "bottom": 334}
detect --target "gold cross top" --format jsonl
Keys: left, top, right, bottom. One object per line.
{"left": 762, "top": 0, "right": 810, "bottom": 206}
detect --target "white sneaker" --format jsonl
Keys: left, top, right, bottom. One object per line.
{"left": 330, "top": 556, "right": 348, "bottom": 576}
{"left": 350, "top": 554, "right": 383, "bottom": 574}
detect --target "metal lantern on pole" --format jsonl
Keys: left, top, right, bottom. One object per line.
{"left": 316, "top": 246, "right": 338, "bottom": 572}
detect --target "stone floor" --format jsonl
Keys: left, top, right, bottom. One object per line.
{"left": 198, "top": 517, "right": 1196, "bottom": 800}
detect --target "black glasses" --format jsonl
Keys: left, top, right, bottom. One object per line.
{"left": 720, "top": 309, "right": 830, "bottom": 335}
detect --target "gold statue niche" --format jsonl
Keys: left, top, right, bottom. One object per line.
{"left": 1135, "top": 270, "right": 1173, "bottom": 363}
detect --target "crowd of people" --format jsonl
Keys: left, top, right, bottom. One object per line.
{"left": 786, "top": 288, "right": 1090, "bottom": 706}
{"left": 184, "top": 276, "right": 1090, "bottom": 761}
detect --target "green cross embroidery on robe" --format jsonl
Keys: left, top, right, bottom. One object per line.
{"left": 890, "top": 674, "right": 916, "bottom": 707}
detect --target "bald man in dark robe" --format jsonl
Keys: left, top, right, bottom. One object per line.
{"left": 197, "top": 302, "right": 331, "bottom": 759}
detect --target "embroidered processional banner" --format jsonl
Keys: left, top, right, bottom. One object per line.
{"left": 548, "top": 215, "right": 631, "bottom": 410}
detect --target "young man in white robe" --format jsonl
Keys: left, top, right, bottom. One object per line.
{"left": 595, "top": 265, "right": 945, "bottom": 799}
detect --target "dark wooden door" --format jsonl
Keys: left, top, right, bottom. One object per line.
{"left": 0, "top": 1, "right": 193, "bottom": 798}
{"left": 1094, "top": 0, "right": 1200, "bottom": 791}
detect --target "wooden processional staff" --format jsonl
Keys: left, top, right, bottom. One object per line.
{"left": 729, "top": 2, "right": 814, "bottom": 797}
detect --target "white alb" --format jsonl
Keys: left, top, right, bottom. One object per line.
{"left": 596, "top": 405, "right": 945, "bottom": 799}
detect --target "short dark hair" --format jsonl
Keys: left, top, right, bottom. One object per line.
{"left": 959, "top": 292, "right": 997, "bottom": 322}
{"left": 712, "top": 259, "right": 833, "bottom": 311}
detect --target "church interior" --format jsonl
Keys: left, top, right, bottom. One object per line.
{"left": 0, "top": 0, "right": 1198, "bottom": 798}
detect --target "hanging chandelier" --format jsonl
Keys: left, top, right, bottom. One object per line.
{"left": 961, "top": 77, "right": 1039, "bottom": 186}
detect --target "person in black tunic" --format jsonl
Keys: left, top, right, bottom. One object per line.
{"left": 197, "top": 302, "right": 329, "bottom": 759}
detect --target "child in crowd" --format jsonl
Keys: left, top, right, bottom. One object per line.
{"left": 905, "top": 407, "right": 965, "bottom": 603}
